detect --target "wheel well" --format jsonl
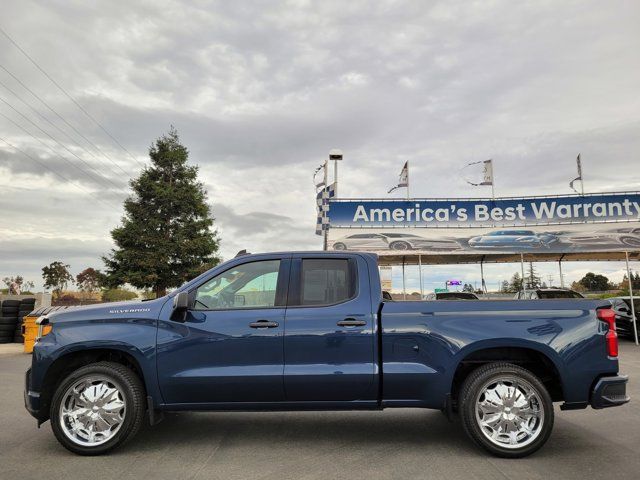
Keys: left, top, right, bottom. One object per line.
{"left": 39, "top": 349, "right": 145, "bottom": 422}
{"left": 451, "top": 347, "right": 563, "bottom": 405}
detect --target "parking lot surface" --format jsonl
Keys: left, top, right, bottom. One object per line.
{"left": 1, "top": 341, "right": 639, "bottom": 480}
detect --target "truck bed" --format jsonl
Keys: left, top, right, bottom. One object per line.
{"left": 379, "top": 298, "right": 615, "bottom": 409}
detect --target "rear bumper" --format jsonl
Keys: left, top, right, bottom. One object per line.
{"left": 590, "top": 374, "right": 630, "bottom": 409}
{"left": 24, "top": 368, "right": 41, "bottom": 419}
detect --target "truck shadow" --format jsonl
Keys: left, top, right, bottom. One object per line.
{"left": 129, "top": 409, "right": 476, "bottom": 454}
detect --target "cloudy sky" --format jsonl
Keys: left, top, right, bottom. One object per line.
{"left": 1, "top": 0, "right": 639, "bottom": 292}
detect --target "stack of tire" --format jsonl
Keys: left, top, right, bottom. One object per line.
{"left": 0, "top": 298, "right": 37, "bottom": 344}
{"left": 0, "top": 300, "right": 21, "bottom": 344}
{"left": 15, "top": 298, "right": 36, "bottom": 343}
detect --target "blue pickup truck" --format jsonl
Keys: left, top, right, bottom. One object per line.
{"left": 25, "top": 251, "right": 629, "bottom": 457}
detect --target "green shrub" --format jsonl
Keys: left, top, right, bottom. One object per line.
{"left": 101, "top": 289, "right": 138, "bottom": 302}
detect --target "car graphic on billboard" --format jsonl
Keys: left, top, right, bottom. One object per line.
{"left": 561, "top": 227, "right": 640, "bottom": 249}
{"left": 327, "top": 225, "right": 640, "bottom": 255}
{"left": 331, "top": 233, "right": 461, "bottom": 251}
{"left": 467, "top": 230, "right": 559, "bottom": 250}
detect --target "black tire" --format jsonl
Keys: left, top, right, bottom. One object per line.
{"left": 0, "top": 324, "right": 16, "bottom": 333}
{"left": 389, "top": 240, "right": 412, "bottom": 251}
{"left": 1, "top": 308, "right": 19, "bottom": 315}
{"left": 1, "top": 300, "right": 21, "bottom": 307}
{"left": 0, "top": 336, "right": 14, "bottom": 343}
{"left": 458, "top": 362, "right": 554, "bottom": 458}
{"left": 619, "top": 236, "right": 640, "bottom": 248}
{"left": 0, "top": 317, "right": 19, "bottom": 325}
{"left": 333, "top": 242, "right": 347, "bottom": 250}
{"left": 50, "top": 361, "right": 146, "bottom": 455}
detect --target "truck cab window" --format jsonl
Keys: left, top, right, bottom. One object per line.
{"left": 300, "top": 259, "right": 354, "bottom": 305}
{"left": 194, "top": 260, "right": 280, "bottom": 310}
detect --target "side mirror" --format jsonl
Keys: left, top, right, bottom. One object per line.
{"left": 173, "top": 291, "right": 189, "bottom": 310}
{"left": 171, "top": 292, "right": 190, "bottom": 322}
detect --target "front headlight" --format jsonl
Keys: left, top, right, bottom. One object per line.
{"left": 517, "top": 237, "right": 536, "bottom": 242}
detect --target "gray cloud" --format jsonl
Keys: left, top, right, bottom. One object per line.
{"left": 1, "top": 0, "right": 639, "bottom": 290}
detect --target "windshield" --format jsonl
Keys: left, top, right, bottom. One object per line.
{"left": 622, "top": 299, "right": 640, "bottom": 312}
{"left": 537, "top": 290, "right": 584, "bottom": 299}
{"left": 436, "top": 292, "right": 478, "bottom": 300}
{"left": 383, "top": 233, "right": 420, "bottom": 238}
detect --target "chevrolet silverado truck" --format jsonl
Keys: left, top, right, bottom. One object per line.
{"left": 25, "top": 251, "right": 629, "bottom": 457}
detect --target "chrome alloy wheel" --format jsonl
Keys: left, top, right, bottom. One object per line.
{"left": 59, "top": 376, "right": 126, "bottom": 447}
{"left": 474, "top": 376, "right": 544, "bottom": 449}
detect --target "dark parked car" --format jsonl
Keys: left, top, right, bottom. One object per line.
{"left": 469, "top": 230, "right": 559, "bottom": 250}
{"left": 425, "top": 292, "right": 479, "bottom": 300}
{"left": 332, "top": 232, "right": 460, "bottom": 251}
{"left": 608, "top": 297, "right": 640, "bottom": 338}
{"left": 515, "top": 288, "right": 585, "bottom": 300}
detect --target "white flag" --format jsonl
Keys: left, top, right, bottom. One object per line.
{"left": 465, "top": 159, "right": 493, "bottom": 186}
{"left": 313, "top": 161, "right": 327, "bottom": 189}
{"left": 388, "top": 161, "right": 409, "bottom": 193}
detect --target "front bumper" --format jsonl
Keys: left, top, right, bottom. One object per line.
{"left": 590, "top": 374, "right": 630, "bottom": 409}
{"left": 24, "top": 368, "right": 41, "bottom": 420}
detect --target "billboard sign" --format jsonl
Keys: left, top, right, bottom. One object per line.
{"left": 326, "top": 192, "right": 640, "bottom": 254}
{"left": 329, "top": 192, "right": 640, "bottom": 228}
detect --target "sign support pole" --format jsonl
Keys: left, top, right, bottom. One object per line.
{"left": 322, "top": 160, "right": 328, "bottom": 251}
{"left": 402, "top": 256, "right": 407, "bottom": 300}
{"left": 418, "top": 254, "right": 424, "bottom": 300}
{"left": 625, "top": 251, "right": 639, "bottom": 346}
{"left": 520, "top": 253, "right": 526, "bottom": 297}
{"left": 558, "top": 254, "right": 565, "bottom": 288}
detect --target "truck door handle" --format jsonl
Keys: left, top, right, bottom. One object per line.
{"left": 337, "top": 319, "right": 366, "bottom": 327}
{"left": 249, "top": 320, "right": 279, "bottom": 329}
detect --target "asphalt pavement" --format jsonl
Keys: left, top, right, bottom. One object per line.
{"left": 1, "top": 341, "right": 639, "bottom": 480}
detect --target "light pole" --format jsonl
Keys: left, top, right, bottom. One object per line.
{"left": 329, "top": 149, "right": 342, "bottom": 197}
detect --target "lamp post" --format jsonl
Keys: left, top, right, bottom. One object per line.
{"left": 329, "top": 149, "right": 342, "bottom": 197}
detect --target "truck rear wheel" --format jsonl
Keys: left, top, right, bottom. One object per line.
{"left": 50, "top": 361, "right": 145, "bottom": 455}
{"left": 458, "top": 362, "right": 554, "bottom": 458}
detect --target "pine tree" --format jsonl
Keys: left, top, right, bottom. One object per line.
{"left": 509, "top": 272, "right": 523, "bottom": 293}
{"left": 525, "top": 262, "right": 542, "bottom": 289}
{"left": 104, "top": 128, "right": 220, "bottom": 296}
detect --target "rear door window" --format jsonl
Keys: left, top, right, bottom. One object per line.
{"left": 299, "top": 259, "right": 355, "bottom": 306}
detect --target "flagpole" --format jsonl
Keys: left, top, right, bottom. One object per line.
{"left": 490, "top": 159, "right": 495, "bottom": 199}
{"left": 406, "top": 160, "right": 410, "bottom": 199}
{"left": 578, "top": 153, "right": 584, "bottom": 196}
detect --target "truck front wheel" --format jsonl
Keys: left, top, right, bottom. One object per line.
{"left": 50, "top": 361, "right": 146, "bottom": 455}
{"left": 458, "top": 362, "right": 554, "bottom": 458}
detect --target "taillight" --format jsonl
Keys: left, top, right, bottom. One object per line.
{"left": 597, "top": 308, "right": 618, "bottom": 357}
